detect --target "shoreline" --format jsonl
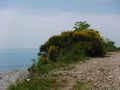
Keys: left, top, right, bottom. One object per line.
{"left": 0, "top": 69, "right": 29, "bottom": 90}
{"left": 0, "top": 67, "right": 29, "bottom": 74}
{"left": 0, "top": 52, "right": 120, "bottom": 90}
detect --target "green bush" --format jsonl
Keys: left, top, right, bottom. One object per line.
{"left": 58, "top": 43, "right": 86, "bottom": 62}
{"left": 104, "top": 39, "right": 117, "bottom": 52}
{"left": 48, "top": 45, "right": 58, "bottom": 62}
{"left": 38, "top": 56, "right": 49, "bottom": 64}
{"left": 36, "top": 61, "right": 67, "bottom": 75}
{"left": 38, "top": 29, "right": 105, "bottom": 62}
{"left": 7, "top": 78, "right": 57, "bottom": 90}
{"left": 85, "top": 38, "right": 105, "bottom": 57}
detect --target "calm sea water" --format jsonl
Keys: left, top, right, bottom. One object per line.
{"left": 0, "top": 48, "right": 39, "bottom": 74}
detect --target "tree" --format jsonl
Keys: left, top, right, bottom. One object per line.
{"left": 73, "top": 21, "right": 90, "bottom": 31}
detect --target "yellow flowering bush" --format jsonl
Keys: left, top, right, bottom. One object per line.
{"left": 73, "top": 31, "right": 88, "bottom": 36}
{"left": 48, "top": 45, "right": 58, "bottom": 62}
{"left": 48, "top": 45, "right": 56, "bottom": 53}
{"left": 39, "top": 28, "right": 105, "bottom": 62}
{"left": 38, "top": 56, "right": 49, "bottom": 64}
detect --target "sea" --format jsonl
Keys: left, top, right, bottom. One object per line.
{"left": 0, "top": 48, "right": 39, "bottom": 74}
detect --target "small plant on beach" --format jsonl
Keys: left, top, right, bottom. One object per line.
{"left": 7, "top": 76, "right": 67, "bottom": 90}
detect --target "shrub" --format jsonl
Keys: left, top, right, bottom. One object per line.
{"left": 38, "top": 29, "right": 105, "bottom": 62}
{"left": 7, "top": 77, "right": 58, "bottom": 90}
{"left": 104, "top": 39, "right": 117, "bottom": 52}
{"left": 48, "top": 45, "right": 58, "bottom": 62}
{"left": 58, "top": 43, "right": 87, "bottom": 62}
{"left": 28, "top": 59, "right": 37, "bottom": 78}
{"left": 38, "top": 56, "right": 49, "bottom": 64}
{"left": 85, "top": 38, "right": 105, "bottom": 57}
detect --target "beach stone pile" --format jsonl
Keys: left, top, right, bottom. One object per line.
{"left": 0, "top": 69, "right": 28, "bottom": 90}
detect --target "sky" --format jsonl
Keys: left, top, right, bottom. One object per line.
{"left": 0, "top": 0, "right": 120, "bottom": 48}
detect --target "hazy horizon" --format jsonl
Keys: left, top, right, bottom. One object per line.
{"left": 0, "top": 0, "right": 120, "bottom": 48}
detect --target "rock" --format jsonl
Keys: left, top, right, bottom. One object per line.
{"left": 94, "top": 83, "right": 98, "bottom": 86}
{"left": 109, "top": 81, "right": 113, "bottom": 84}
{"left": 26, "top": 78, "right": 30, "bottom": 82}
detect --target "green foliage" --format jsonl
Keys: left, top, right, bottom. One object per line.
{"left": 85, "top": 38, "right": 105, "bottom": 57}
{"left": 117, "top": 47, "right": 120, "bottom": 51}
{"left": 38, "top": 56, "right": 49, "bottom": 64}
{"left": 7, "top": 77, "right": 63, "bottom": 90}
{"left": 28, "top": 59, "right": 37, "bottom": 78}
{"left": 104, "top": 39, "right": 117, "bottom": 52}
{"left": 58, "top": 43, "right": 87, "bottom": 62}
{"left": 73, "top": 21, "right": 90, "bottom": 31}
{"left": 48, "top": 45, "right": 58, "bottom": 62}
{"left": 39, "top": 29, "right": 105, "bottom": 63}
{"left": 36, "top": 61, "right": 67, "bottom": 75}
{"left": 72, "top": 80, "right": 93, "bottom": 90}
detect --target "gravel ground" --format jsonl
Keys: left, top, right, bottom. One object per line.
{"left": 0, "top": 69, "right": 28, "bottom": 90}
{"left": 50, "top": 52, "right": 120, "bottom": 90}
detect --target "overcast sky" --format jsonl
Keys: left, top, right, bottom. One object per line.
{"left": 0, "top": 0, "right": 120, "bottom": 48}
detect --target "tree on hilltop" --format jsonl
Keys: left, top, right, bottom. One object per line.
{"left": 73, "top": 21, "right": 90, "bottom": 31}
